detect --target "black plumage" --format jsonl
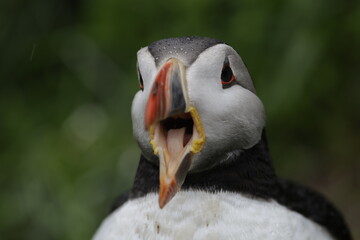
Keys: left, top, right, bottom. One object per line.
{"left": 112, "top": 130, "right": 352, "bottom": 240}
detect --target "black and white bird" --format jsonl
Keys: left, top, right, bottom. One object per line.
{"left": 93, "top": 37, "right": 352, "bottom": 240}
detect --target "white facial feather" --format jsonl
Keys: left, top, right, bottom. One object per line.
{"left": 186, "top": 44, "right": 265, "bottom": 170}
{"left": 131, "top": 47, "right": 157, "bottom": 162}
{"left": 131, "top": 44, "right": 265, "bottom": 171}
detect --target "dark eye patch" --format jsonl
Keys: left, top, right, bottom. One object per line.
{"left": 137, "top": 64, "right": 144, "bottom": 91}
{"left": 221, "top": 57, "right": 236, "bottom": 89}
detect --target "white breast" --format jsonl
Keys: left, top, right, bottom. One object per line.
{"left": 93, "top": 191, "right": 334, "bottom": 240}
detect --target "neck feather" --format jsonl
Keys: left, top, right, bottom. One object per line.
{"left": 129, "top": 130, "right": 278, "bottom": 200}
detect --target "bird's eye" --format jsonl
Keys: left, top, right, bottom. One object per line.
{"left": 137, "top": 68, "right": 144, "bottom": 91}
{"left": 221, "top": 57, "right": 236, "bottom": 89}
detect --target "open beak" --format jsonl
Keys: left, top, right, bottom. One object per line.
{"left": 145, "top": 58, "right": 205, "bottom": 208}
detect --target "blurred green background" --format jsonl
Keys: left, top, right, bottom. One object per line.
{"left": 1, "top": 0, "right": 359, "bottom": 239}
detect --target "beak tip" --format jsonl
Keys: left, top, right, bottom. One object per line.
{"left": 158, "top": 194, "right": 172, "bottom": 209}
{"left": 158, "top": 179, "right": 179, "bottom": 209}
{"left": 158, "top": 200, "right": 166, "bottom": 209}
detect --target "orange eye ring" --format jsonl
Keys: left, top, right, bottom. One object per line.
{"left": 221, "top": 73, "right": 236, "bottom": 86}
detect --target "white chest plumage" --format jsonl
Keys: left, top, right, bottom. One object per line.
{"left": 93, "top": 191, "right": 334, "bottom": 240}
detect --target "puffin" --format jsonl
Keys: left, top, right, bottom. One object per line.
{"left": 93, "top": 37, "right": 352, "bottom": 240}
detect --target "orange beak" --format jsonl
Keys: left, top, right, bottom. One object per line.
{"left": 145, "top": 59, "right": 187, "bottom": 130}
{"left": 144, "top": 58, "right": 193, "bottom": 208}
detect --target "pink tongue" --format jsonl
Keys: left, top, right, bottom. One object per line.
{"left": 167, "top": 128, "right": 186, "bottom": 157}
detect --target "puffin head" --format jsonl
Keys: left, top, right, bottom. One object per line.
{"left": 131, "top": 37, "right": 265, "bottom": 208}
